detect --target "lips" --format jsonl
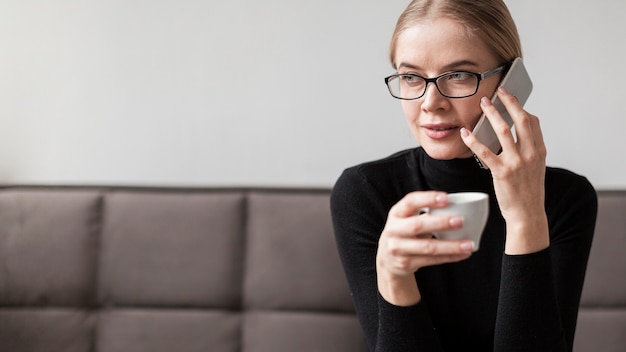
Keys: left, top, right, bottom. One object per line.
{"left": 428, "top": 126, "right": 457, "bottom": 131}
{"left": 422, "top": 124, "right": 460, "bottom": 139}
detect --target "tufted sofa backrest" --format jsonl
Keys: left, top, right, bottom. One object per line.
{"left": 1, "top": 186, "right": 625, "bottom": 352}
{"left": 0, "top": 187, "right": 365, "bottom": 352}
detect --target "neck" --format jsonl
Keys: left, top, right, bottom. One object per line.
{"left": 414, "top": 147, "right": 493, "bottom": 193}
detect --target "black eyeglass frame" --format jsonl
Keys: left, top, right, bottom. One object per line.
{"left": 384, "top": 65, "right": 507, "bottom": 100}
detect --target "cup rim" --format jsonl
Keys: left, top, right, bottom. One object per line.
{"left": 447, "top": 192, "right": 488, "bottom": 203}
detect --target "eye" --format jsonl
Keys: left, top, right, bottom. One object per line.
{"left": 399, "top": 74, "right": 424, "bottom": 86}
{"left": 445, "top": 72, "right": 474, "bottom": 81}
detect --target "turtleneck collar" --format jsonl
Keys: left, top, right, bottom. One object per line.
{"left": 409, "top": 147, "right": 494, "bottom": 193}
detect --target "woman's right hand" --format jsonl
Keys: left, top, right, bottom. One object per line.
{"left": 376, "top": 191, "right": 475, "bottom": 306}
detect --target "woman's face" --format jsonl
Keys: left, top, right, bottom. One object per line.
{"left": 393, "top": 18, "right": 502, "bottom": 160}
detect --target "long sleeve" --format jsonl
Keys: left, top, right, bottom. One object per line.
{"left": 494, "top": 171, "right": 597, "bottom": 351}
{"left": 330, "top": 166, "right": 443, "bottom": 352}
{"left": 495, "top": 249, "right": 565, "bottom": 350}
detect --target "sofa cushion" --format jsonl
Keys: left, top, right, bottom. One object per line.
{"left": 243, "top": 191, "right": 354, "bottom": 313}
{"left": 97, "top": 309, "right": 240, "bottom": 352}
{"left": 243, "top": 311, "right": 364, "bottom": 352}
{"left": 0, "top": 309, "right": 93, "bottom": 352}
{"left": 0, "top": 190, "right": 102, "bottom": 307}
{"left": 574, "top": 310, "right": 626, "bottom": 352}
{"left": 98, "top": 191, "right": 246, "bottom": 308}
{"left": 580, "top": 191, "right": 626, "bottom": 306}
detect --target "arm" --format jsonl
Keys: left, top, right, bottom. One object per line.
{"left": 547, "top": 177, "right": 596, "bottom": 348}
{"left": 330, "top": 168, "right": 473, "bottom": 351}
{"left": 330, "top": 170, "right": 437, "bottom": 351}
{"left": 494, "top": 177, "right": 596, "bottom": 351}
{"left": 462, "top": 88, "right": 597, "bottom": 351}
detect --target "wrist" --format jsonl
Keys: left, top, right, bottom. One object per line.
{"left": 376, "top": 261, "right": 421, "bottom": 306}
{"left": 504, "top": 214, "right": 550, "bottom": 255}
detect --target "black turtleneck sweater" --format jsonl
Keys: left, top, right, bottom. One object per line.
{"left": 330, "top": 147, "right": 597, "bottom": 352}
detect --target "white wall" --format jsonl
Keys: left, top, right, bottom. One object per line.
{"left": 0, "top": 0, "right": 624, "bottom": 189}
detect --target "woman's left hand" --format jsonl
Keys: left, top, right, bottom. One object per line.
{"left": 461, "top": 87, "right": 549, "bottom": 254}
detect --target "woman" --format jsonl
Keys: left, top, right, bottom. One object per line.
{"left": 330, "top": 1, "right": 597, "bottom": 351}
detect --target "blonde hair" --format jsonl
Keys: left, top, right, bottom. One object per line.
{"left": 389, "top": 0, "right": 522, "bottom": 68}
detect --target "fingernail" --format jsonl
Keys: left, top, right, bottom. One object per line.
{"left": 498, "top": 86, "right": 509, "bottom": 94}
{"left": 460, "top": 241, "right": 475, "bottom": 252}
{"left": 460, "top": 127, "right": 470, "bottom": 137}
{"left": 481, "top": 97, "right": 491, "bottom": 106}
{"left": 435, "top": 194, "right": 447, "bottom": 204}
{"left": 449, "top": 216, "right": 464, "bottom": 228}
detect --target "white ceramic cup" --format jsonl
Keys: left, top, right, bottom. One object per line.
{"left": 425, "top": 192, "right": 489, "bottom": 251}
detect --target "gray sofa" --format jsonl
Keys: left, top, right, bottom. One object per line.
{"left": 0, "top": 186, "right": 624, "bottom": 352}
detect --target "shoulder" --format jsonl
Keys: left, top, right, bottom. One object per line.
{"left": 545, "top": 166, "right": 598, "bottom": 226}
{"left": 331, "top": 148, "right": 417, "bottom": 216}
{"left": 343, "top": 149, "right": 414, "bottom": 177}
{"left": 545, "top": 167, "right": 596, "bottom": 201}
{"left": 335, "top": 148, "right": 416, "bottom": 187}
{"left": 332, "top": 149, "right": 415, "bottom": 198}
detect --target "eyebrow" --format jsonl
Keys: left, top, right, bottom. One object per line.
{"left": 397, "top": 59, "right": 481, "bottom": 72}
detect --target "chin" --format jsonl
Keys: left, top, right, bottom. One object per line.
{"left": 421, "top": 143, "right": 473, "bottom": 160}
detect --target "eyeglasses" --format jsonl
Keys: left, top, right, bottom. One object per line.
{"left": 384, "top": 65, "right": 506, "bottom": 100}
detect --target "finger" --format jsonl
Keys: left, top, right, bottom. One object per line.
{"left": 497, "top": 88, "right": 547, "bottom": 159}
{"left": 518, "top": 115, "right": 547, "bottom": 167}
{"left": 460, "top": 126, "right": 499, "bottom": 169}
{"left": 497, "top": 87, "right": 532, "bottom": 147}
{"left": 397, "top": 252, "right": 473, "bottom": 270}
{"left": 530, "top": 117, "right": 547, "bottom": 156}
{"left": 425, "top": 253, "right": 473, "bottom": 266}
{"left": 389, "top": 191, "right": 448, "bottom": 218}
{"left": 479, "top": 95, "right": 517, "bottom": 153}
{"left": 388, "top": 236, "right": 475, "bottom": 256}
{"left": 497, "top": 87, "right": 526, "bottom": 120}
{"left": 389, "top": 212, "right": 464, "bottom": 238}
{"left": 418, "top": 213, "right": 465, "bottom": 235}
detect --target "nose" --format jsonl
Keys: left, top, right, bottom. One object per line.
{"left": 421, "top": 81, "right": 449, "bottom": 112}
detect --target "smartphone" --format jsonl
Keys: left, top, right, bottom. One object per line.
{"left": 472, "top": 57, "right": 533, "bottom": 167}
